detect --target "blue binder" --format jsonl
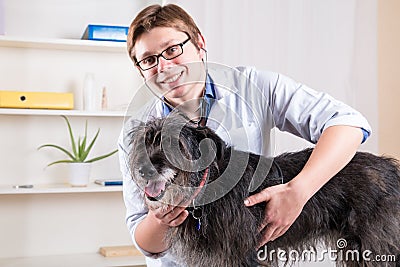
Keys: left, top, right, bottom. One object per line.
{"left": 82, "top": 24, "right": 129, "bottom": 42}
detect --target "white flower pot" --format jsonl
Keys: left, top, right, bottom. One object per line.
{"left": 68, "top": 163, "right": 91, "bottom": 187}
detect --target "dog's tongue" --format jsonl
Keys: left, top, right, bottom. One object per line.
{"left": 145, "top": 180, "right": 166, "bottom": 198}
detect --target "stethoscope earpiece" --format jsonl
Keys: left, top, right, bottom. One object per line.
{"left": 201, "top": 48, "right": 208, "bottom": 64}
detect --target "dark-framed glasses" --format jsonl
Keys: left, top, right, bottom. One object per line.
{"left": 136, "top": 37, "right": 191, "bottom": 71}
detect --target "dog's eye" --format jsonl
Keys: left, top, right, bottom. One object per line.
{"left": 153, "top": 133, "right": 161, "bottom": 146}
{"left": 145, "top": 131, "right": 153, "bottom": 145}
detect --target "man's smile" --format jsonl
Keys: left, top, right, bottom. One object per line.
{"left": 161, "top": 72, "right": 183, "bottom": 84}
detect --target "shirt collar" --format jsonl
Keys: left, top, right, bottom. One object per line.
{"left": 162, "top": 75, "right": 216, "bottom": 116}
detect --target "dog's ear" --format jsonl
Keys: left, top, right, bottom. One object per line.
{"left": 195, "top": 127, "right": 226, "bottom": 163}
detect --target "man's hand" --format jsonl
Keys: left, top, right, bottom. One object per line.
{"left": 244, "top": 182, "right": 307, "bottom": 246}
{"left": 149, "top": 204, "right": 189, "bottom": 227}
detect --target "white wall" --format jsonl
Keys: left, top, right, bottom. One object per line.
{"left": 3, "top": 0, "right": 142, "bottom": 38}
{"left": 378, "top": 0, "right": 400, "bottom": 159}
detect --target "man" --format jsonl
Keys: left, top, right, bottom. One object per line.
{"left": 119, "top": 4, "right": 370, "bottom": 266}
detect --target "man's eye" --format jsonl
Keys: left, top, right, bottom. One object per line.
{"left": 142, "top": 56, "right": 156, "bottom": 65}
{"left": 165, "top": 45, "right": 179, "bottom": 56}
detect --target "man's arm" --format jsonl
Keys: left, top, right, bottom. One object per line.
{"left": 244, "top": 125, "right": 363, "bottom": 244}
{"left": 134, "top": 206, "right": 189, "bottom": 253}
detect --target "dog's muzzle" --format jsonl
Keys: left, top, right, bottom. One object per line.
{"left": 144, "top": 180, "right": 171, "bottom": 201}
{"left": 136, "top": 164, "right": 176, "bottom": 202}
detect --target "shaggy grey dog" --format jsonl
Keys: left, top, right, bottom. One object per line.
{"left": 128, "top": 115, "right": 400, "bottom": 267}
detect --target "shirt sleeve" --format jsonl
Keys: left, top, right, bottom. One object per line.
{"left": 249, "top": 69, "right": 372, "bottom": 143}
{"left": 118, "top": 122, "right": 167, "bottom": 259}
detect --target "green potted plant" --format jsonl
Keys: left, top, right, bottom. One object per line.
{"left": 38, "top": 115, "right": 118, "bottom": 186}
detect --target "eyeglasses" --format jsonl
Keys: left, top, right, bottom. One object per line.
{"left": 136, "top": 37, "right": 191, "bottom": 71}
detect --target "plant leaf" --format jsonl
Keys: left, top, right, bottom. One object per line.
{"left": 81, "top": 120, "right": 88, "bottom": 157}
{"left": 78, "top": 136, "right": 88, "bottom": 161}
{"left": 62, "top": 115, "right": 78, "bottom": 158}
{"left": 77, "top": 136, "right": 83, "bottom": 161}
{"left": 85, "top": 149, "right": 118, "bottom": 163}
{"left": 81, "top": 128, "right": 100, "bottom": 161}
{"left": 38, "top": 144, "right": 75, "bottom": 160}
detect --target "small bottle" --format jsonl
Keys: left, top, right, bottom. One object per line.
{"left": 101, "top": 86, "right": 108, "bottom": 110}
{"left": 83, "top": 73, "right": 96, "bottom": 111}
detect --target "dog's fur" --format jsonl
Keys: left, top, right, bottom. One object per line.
{"left": 128, "top": 115, "right": 400, "bottom": 267}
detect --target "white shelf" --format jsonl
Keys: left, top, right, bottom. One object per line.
{"left": 0, "top": 183, "right": 123, "bottom": 195}
{"left": 0, "top": 35, "right": 127, "bottom": 53}
{"left": 0, "top": 253, "right": 146, "bottom": 267}
{"left": 0, "top": 108, "right": 126, "bottom": 117}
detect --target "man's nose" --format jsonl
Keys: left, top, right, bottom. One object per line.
{"left": 157, "top": 57, "right": 174, "bottom": 72}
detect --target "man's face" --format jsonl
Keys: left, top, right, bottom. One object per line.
{"left": 134, "top": 27, "right": 206, "bottom": 105}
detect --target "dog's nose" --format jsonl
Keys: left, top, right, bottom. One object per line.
{"left": 138, "top": 165, "right": 157, "bottom": 178}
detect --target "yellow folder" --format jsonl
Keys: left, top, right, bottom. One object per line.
{"left": 0, "top": 90, "right": 74, "bottom": 110}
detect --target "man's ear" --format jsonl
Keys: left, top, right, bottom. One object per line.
{"left": 197, "top": 33, "right": 207, "bottom": 59}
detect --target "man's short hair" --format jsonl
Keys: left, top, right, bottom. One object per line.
{"left": 127, "top": 4, "right": 202, "bottom": 63}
